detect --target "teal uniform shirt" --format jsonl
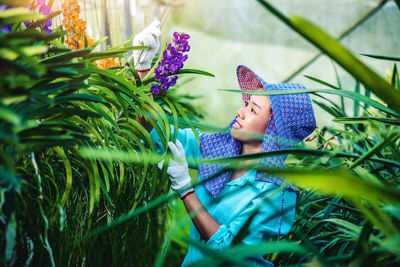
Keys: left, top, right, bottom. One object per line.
{"left": 150, "top": 126, "right": 297, "bottom": 266}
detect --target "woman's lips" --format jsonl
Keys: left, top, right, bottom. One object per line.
{"left": 232, "top": 121, "right": 241, "bottom": 129}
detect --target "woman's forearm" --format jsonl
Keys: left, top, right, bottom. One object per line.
{"left": 138, "top": 70, "right": 149, "bottom": 80}
{"left": 183, "top": 193, "right": 220, "bottom": 241}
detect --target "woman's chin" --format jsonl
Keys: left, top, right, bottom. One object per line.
{"left": 230, "top": 129, "right": 247, "bottom": 142}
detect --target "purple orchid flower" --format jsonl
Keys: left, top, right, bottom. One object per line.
{"left": 150, "top": 32, "right": 191, "bottom": 95}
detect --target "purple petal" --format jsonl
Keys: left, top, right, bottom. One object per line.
{"left": 43, "top": 27, "right": 52, "bottom": 34}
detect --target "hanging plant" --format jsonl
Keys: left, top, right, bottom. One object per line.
{"left": 62, "top": 0, "right": 93, "bottom": 50}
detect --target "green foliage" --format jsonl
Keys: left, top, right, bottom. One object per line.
{"left": 0, "top": 6, "right": 208, "bottom": 267}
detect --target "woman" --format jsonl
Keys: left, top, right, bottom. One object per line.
{"left": 134, "top": 22, "right": 317, "bottom": 266}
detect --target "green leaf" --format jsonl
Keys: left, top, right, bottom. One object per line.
{"left": 142, "top": 43, "right": 167, "bottom": 84}
{"left": 0, "top": 104, "right": 21, "bottom": 124}
{"left": 360, "top": 54, "right": 400, "bottom": 62}
{"left": 176, "top": 69, "right": 215, "bottom": 77}
{"left": 48, "top": 47, "right": 71, "bottom": 53}
{"left": 40, "top": 48, "right": 93, "bottom": 64}
{"left": 89, "top": 36, "right": 109, "bottom": 48}
{"left": 304, "top": 74, "right": 339, "bottom": 89}
{"left": 53, "top": 94, "right": 105, "bottom": 104}
{"left": 83, "top": 46, "right": 147, "bottom": 60}
{"left": 79, "top": 147, "right": 161, "bottom": 165}
{"left": 26, "top": 10, "right": 62, "bottom": 29}
{"left": 220, "top": 88, "right": 400, "bottom": 117}
{"left": 4, "top": 30, "right": 66, "bottom": 42}
{"left": 0, "top": 48, "right": 19, "bottom": 60}
{"left": 333, "top": 117, "right": 400, "bottom": 126}
{"left": 324, "top": 219, "right": 381, "bottom": 244}
{"left": 143, "top": 68, "right": 215, "bottom": 84}
{"left": 354, "top": 80, "right": 360, "bottom": 116}
{"left": 379, "top": 235, "right": 400, "bottom": 257}
{"left": 351, "top": 221, "right": 373, "bottom": 263}
{"left": 48, "top": 67, "right": 79, "bottom": 76}
{"left": 30, "top": 81, "right": 67, "bottom": 95}
{"left": 266, "top": 168, "right": 400, "bottom": 204}
{"left": 29, "top": 107, "right": 101, "bottom": 119}
{"left": 0, "top": 168, "right": 20, "bottom": 192}
{"left": 21, "top": 45, "right": 49, "bottom": 57}
{"left": 313, "top": 99, "right": 344, "bottom": 117}
{"left": 85, "top": 191, "right": 178, "bottom": 238}
{"left": 5, "top": 214, "right": 17, "bottom": 263}
{"left": 391, "top": 63, "right": 398, "bottom": 88}
{"left": 348, "top": 131, "right": 400, "bottom": 169}
{"left": 54, "top": 147, "right": 73, "bottom": 207}
{"left": 0, "top": 8, "right": 44, "bottom": 26}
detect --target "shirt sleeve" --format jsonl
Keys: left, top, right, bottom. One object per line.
{"left": 149, "top": 122, "right": 201, "bottom": 169}
{"left": 206, "top": 186, "right": 297, "bottom": 250}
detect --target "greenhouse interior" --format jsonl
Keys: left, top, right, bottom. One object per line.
{"left": 1, "top": 0, "right": 400, "bottom": 266}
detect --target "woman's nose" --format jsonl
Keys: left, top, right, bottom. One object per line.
{"left": 237, "top": 107, "right": 245, "bottom": 119}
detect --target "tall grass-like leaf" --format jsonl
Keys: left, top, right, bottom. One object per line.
{"left": 5, "top": 214, "right": 16, "bottom": 264}
{"left": 142, "top": 43, "right": 167, "bottom": 85}
{"left": 85, "top": 191, "right": 177, "bottom": 238}
{"left": 82, "top": 46, "right": 147, "bottom": 61}
{"left": 40, "top": 48, "right": 93, "bottom": 64}
{"left": 26, "top": 10, "right": 62, "bottom": 29}
{"left": 333, "top": 117, "right": 400, "bottom": 126}
{"left": 142, "top": 68, "right": 215, "bottom": 83}
{"left": 354, "top": 80, "right": 361, "bottom": 117}
{"left": 0, "top": 8, "right": 44, "bottom": 26}
{"left": 220, "top": 88, "right": 400, "bottom": 117}
{"left": 53, "top": 147, "right": 73, "bottom": 207}
{"left": 260, "top": 168, "right": 400, "bottom": 205}
{"left": 391, "top": 63, "right": 398, "bottom": 88}
{"left": 324, "top": 219, "right": 381, "bottom": 244}
{"left": 348, "top": 131, "right": 400, "bottom": 169}
{"left": 360, "top": 54, "right": 400, "bottom": 62}
{"left": 304, "top": 75, "right": 339, "bottom": 89}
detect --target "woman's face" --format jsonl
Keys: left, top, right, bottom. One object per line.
{"left": 230, "top": 92, "right": 272, "bottom": 143}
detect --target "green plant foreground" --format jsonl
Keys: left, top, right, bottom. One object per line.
{"left": 0, "top": 4, "right": 209, "bottom": 267}
{"left": 2, "top": 1, "right": 400, "bottom": 267}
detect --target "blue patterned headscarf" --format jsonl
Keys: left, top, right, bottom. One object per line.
{"left": 199, "top": 65, "right": 317, "bottom": 198}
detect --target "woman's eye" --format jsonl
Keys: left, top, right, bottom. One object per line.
{"left": 244, "top": 101, "right": 248, "bottom": 107}
{"left": 251, "top": 108, "right": 255, "bottom": 113}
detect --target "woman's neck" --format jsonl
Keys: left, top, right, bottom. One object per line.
{"left": 230, "top": 141, "right": 262, "bottom": 182}
{"left": 241, "top": 141, "right": 262, "bottom": 155}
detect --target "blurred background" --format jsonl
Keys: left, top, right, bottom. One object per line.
{"left": 52, "top": 0, "right": 400, "bottom": 128}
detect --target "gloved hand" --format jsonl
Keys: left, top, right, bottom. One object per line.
{"left": 158, "top": 140, "right": 194, "bottom": 198}
{"left": 133, "top": 20, "right": 161, "bottom": 71}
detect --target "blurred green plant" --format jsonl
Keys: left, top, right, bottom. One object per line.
{"left": 0, "top": 4, "right": 212, "bottom": 267}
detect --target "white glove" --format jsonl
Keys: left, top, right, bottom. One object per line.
{"left": 133, "top": 20, "right": 161, "bottom": 71}
{"left": 158, "top": 140, "right": 193, "bottom": 197}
